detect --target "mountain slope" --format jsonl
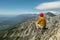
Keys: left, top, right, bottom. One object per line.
{"left": 0, "top": 13, "right": 60, "bottom": 40}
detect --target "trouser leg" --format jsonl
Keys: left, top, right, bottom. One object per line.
{"left": 36, "top": 24, "right": 43, "bottom": 30}
{"left": 36, "top": 24, "right": 39, "bottom": 30}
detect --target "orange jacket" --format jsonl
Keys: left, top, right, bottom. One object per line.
{"left": 35, "top": 17, "right": 46, "bottom": 28}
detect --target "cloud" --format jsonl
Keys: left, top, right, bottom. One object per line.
{"left": 18, "top": 12, "right": 39, "bottom": 14}
{"left": 0, "top": 10, "right": 40, "bottom": 15}
{"left": 35, "top": 1, "right": 60, "bottom": 10}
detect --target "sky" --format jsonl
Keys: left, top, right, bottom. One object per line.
{"left": 0, "top": 0, "right": 60, "bottom": 15}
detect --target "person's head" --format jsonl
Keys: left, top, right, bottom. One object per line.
{"left": 39, "top": 12, "right": 44, "bottom": 17}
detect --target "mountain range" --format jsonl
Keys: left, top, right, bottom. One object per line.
{"left": 0, "top": 12, "right": 60, "bottom": 40}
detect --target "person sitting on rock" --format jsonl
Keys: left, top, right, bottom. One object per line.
{"left": 35, "top": 12, "right": 46, "bottom": 30}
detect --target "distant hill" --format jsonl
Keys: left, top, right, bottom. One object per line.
{"left": 0, "top": 14, "right": 38, "bottom": 30}
{"left": 45, "top": 12, "right": 56, "bottom": 17}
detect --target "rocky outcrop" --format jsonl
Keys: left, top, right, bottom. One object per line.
{"left": 0, "top": 13, "right": 60, "bottom": 40}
